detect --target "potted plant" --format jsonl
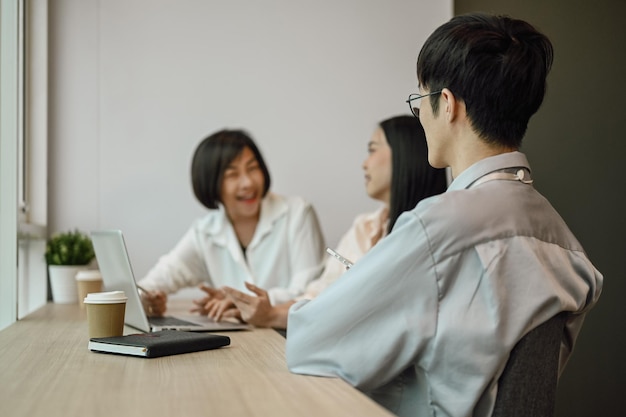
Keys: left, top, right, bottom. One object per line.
{"left": 45, "top": 229, "right": 95, "bottom": 304}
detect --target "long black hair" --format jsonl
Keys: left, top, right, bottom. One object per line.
{"left": 381, "top": 115, "right": 447, "bottom": 233}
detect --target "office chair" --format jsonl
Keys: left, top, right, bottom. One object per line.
{"left": 491, "top": 312, "right": 568, "bottom": 417}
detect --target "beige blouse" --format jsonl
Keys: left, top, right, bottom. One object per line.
{"left": 299, "top": 205, "right": 389, "bottom": 300}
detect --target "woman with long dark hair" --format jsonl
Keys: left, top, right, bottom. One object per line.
{"left": 221, "top": 115, "right": 447, "bottom": 328}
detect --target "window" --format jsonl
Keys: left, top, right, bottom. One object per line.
{"left": 1, "top": 0, "right": 48, "bottom": 330}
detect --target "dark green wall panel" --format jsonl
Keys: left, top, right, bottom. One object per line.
{"left": 452, "top": 1, "right": 626, "bottom": 415}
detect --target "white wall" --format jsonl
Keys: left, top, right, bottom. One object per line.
{"left": 49, "top": 0, "right": 452, "bottom": 281}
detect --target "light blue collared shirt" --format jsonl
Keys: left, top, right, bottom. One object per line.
{"left": 286, "top": 152, "right": 603, "bottom": 417}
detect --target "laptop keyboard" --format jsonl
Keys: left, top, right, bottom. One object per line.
{"left": 149, "top": 316, "right": 201, "bottom": 327}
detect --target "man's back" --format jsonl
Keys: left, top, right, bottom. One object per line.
{"left": 396, "top": 151, "right": 601, "bottom": 415}
{"left": 287, "top": 152, "right": 602, "bottom": 416}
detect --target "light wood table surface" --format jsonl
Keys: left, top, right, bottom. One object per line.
{"left": 0, "top": 301, "right": 393, "bottom": 417}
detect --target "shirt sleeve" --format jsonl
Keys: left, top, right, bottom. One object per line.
{"left": 285, "top": 211, "right": 439, "bottom": 390}
{"left": 267, "top": 201, "right": 325, "bottom": 305}
{"left": 137, "top": 225, "right": 210, "bottom": 294}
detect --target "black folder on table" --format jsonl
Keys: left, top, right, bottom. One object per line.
{"left": 88, "top": 330, "right": 231, "bottom": 358}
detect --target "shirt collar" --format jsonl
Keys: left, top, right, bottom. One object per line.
{"left": 252, "top": 193, "right": 288, "bottom": 246}
{"left": 198, "top": 192, "right": 287, "bottom": 247}
{"left": 447, "top": 151, "right": 531, "bottom": 191}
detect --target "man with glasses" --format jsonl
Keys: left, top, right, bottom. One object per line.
{"left": 286, "top": 12, "right": 602, "bottom": 417}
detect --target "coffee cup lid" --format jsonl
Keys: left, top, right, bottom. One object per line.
{"left": 76, "top": 270, "right": 102, "bottom": 281}
{"left": 84, "top": 290, "right": 127, "bottom": 304}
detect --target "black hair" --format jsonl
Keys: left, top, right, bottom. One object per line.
{"left": 380, "top": 115, "right": 447, "bottom": 233}
{"left": 416, "top": 13, "right": 553, "bottom": 147}
{"left": 191, "top": 129, "right": 271, "bottom": 209}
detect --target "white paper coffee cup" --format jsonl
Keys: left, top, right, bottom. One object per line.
{"left": 84, "top": 291, "right": 127, "bottom": 338}
{"left": 76, "top": 270, "right": 103, "bottom": 308}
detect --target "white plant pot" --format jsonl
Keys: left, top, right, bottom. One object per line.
{"left": 48, "top": 265, "right": 84, "bottom": 304}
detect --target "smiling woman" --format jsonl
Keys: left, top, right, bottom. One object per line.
{"left": 218, "top": 147, "right": 266, "bottom": 247}
{"left": 136, "top": 128, "right": 326, "bottom": 321}
{"left": 191, "top": 130, "right": 271, "bottom": 249}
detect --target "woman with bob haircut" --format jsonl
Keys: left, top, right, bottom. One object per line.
{"left": 138, "top": 129, "right": 325, "bottom": 317}
{"left": 217, "top": 115, "right": 448, "bottom": 328}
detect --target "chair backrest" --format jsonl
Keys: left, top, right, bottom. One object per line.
{"left": 491, "top": 312, "right": 568, "bottom": 417}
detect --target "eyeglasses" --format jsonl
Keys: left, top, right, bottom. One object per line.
{"left": 406, "top": 91, "right": 442, "bottom": 118}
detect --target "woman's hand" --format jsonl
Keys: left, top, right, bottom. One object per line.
{"left": 223, "top": 282, "right": 293, "bottom": 329}
{"left": 192, "top": 284, "right": 238, "bottom": 321}
{"left": 140, "top": 289, "right": 167, "bottom": 317}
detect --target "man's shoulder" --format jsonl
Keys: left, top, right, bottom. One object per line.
{"left": 406, "top": 183, "right": 583, "bottom": 254}
{"left": 413, "top": 181, "right": 546, "bottom": 222}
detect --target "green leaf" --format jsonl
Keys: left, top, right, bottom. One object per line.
{"left": 45, "top": 229, "right": 95, "bottom": 266}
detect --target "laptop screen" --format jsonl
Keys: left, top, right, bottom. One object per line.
{"left": 91, "top": 230, "right": 151, "bottom": 333}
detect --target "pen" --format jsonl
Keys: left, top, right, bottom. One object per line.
{"left": 136, "top": 284, "right": 150, "bottom": 295}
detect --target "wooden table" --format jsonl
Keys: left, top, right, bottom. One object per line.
{"left": 0, "top": 302, "right": 393, "bottom": 417}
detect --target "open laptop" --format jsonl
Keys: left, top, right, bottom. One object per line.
{"left": 91, "top": 229, "right": 249, "bottom": 332}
